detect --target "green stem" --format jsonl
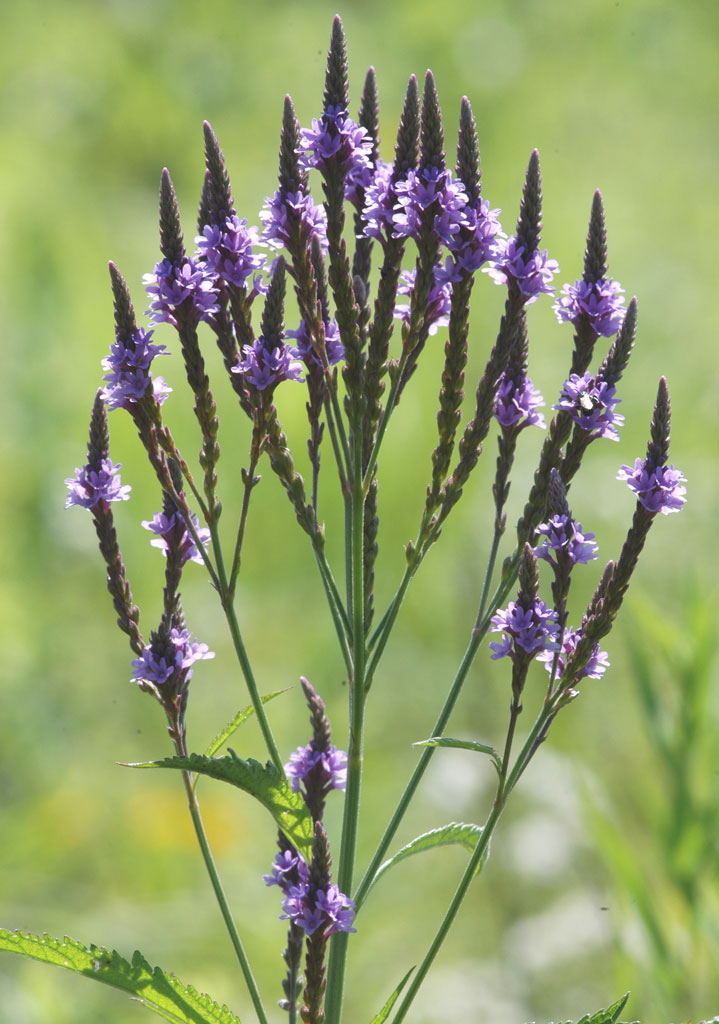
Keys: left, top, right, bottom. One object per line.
{"left": 325, "top": 443, "right": 367, "bottom": 1024}
{"left": 179, "top": 768, "right": 269, "bottom": 1024}
{"left": 228, "top": 448, "right": 260, "bottom": 597}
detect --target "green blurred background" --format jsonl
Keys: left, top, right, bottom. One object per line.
{"left": 1, "top": 0, "right": 717, "bottom": 1021}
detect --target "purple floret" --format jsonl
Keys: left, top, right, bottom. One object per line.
{"left": 555, "top": 372, "right": 624, "bottom": 441}
{"left": 449, "top": 198, "right": 506, "bottom": 273}
{"left": 141, "top": 509, "right": 210, "bottom": 565}
{"left": 286, "top": 318, "right": 344, "bottom": 369}
{"left": 144, "top": 257, "right": 219, "bottom": 327}
{"left": 65, "top": 458, "right": 131, "bottom": 509}
{"left": 279, "top": 878, "right": 356, "bottom": 936}
{"left": 554, "top": 277, "right": 626, "bottom": 337}
{"left": 299, "top": 105, "right": 374, "bottom": 201}
{"left": 392, "top": 165, "right": 469, "bottom": 245}
{"left": 130, "top": 627, "right": 214, "bottom": 688}
{"left": 232, "top": 337, "right": 304, "bottom": 391}
{"left": 361, "top": 160, "right": 397, "bottom": 241}
{"left": 394, "top": 256, "right": 459, "bottom": 336}
{"left": 537, "top": 627, "right": 609, "bottom": 682}
{"left": 263, "top": 848, "right": 309, "bottom": 889}
{"left": 534, "top": 514, "right": 598, "bottom": 568}
{"left": 487, "top": 236, "right": 559, "bottom": 303}
{"left": 260, "top": 189, "right": 328, "bottom": 252}
{"left": 494, "top": 371, "right": 546, "bottom": 430}
{"left": 285, "top": 743, "right": 348, "bottom": 794}
{"left": 196, "top": 215, "right": 266, "bottom": 290}
{"left": 314, "top": 885, "right": 357, "bottom": 935}
{"left": 489, "top": 599, "right": 560, "bottom": 660}
{"left": 617, "top": 457, "right": 687, "bottom": 515}
{"left": 101, "top": 327, "right": 171, "bottom": 410}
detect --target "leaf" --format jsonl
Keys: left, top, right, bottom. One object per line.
{"left": 530, "top": 992, "right": 637, "bottom": 1024}
{"left": 368, "top": 966, "right": 414, "bottom": 1023}
{"left": 0, "top": 929, "right": 242, "bottom": 1024}
{"left": 367, "top": 823, "right": 484, "bottom": 896}
{"left": 413, "top": 736, "right": 503, "bottom": 776}
{"left": 203, "top": 690, "right": 289, "bottom": 759}
{"left": 126, "top": 751, "right": 313, "bottom": 860}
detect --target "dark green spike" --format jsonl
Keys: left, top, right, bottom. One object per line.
{"left": 546, "top": 467, "right": 570, "bottom": 518}
{"left": 358, "top": 66, "right": 380, "bottom": 161}
{"left": 420, "top": 69, "right": 445, "bottom": 171}
{"left": 88, "top": 390, "right": 110, "bottom": 465}
{"left": 646, "top": 376, "right": 671, "bottom": 469}
{"left": 393, "top": 75, "right": 420, "bottom": 177}
{"left": 159, "top": 168, "right": 185, "bottom": 264}
{"left": 584, "top": 189, "right": 608, "bottom": 283}
{"left": 456, "top": 96, "right": 481, "bottom": 206}
{"left": 261, "top": 258, "right": 286, "bottom": 350}
{"left": 515, "top": 149, "right": 542, "bottom": 254}
{"left": 279, "top": 95, "right": 307, "bottom": 195}
{"left": 197, "top": 170, "right": 212, "bottom": 233}
{"left": 202, "top": 121, "right": 235, "bottom": 225}
{"left": 310, "top": 235, "right": 330, "bottom": 319}
{"left": 518, "top": 543, "right": 540, "bottom": 600}
{"left": 108, "top": 261, "right": 137, "bottom": 344}
{"left": 324, "top": 14, "right": 349, "bottom": 113}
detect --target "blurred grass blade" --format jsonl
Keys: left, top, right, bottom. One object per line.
{"left": 367, "top": 822, "right": 484, "bottom": 897}
{"left": 203, "top": 689, "right": 289, "bottom": 759}
{"left": 413, "top": 735, "right": 502, "bottom": 776}
{"left": 126, "top": 751, "right": 313, "bottom": 860}
{"left": 0, "top": 930, "right": 243, "bottom": 1024}
{"left": 368, "top": 966, "right": 414, "bottom": 1023}
{"left": 534, "top": 992, "right": 635, "bottom": 1024}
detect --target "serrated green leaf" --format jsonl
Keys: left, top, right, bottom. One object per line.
{"left": 126, "top": 751, "right": 313, "bottom": 860}
{"left": 367, "top": 823, "right": 484, "bottom": 897}
{"left": 530, "top": 992, "right": 635, "bottom": 1024}
{"left": 413, "top": 736, "right": 502, "bottom": 776}
{"left": 368, "top": 966, "right": 414, "bottom": 1023}
{"left": 203, "top": 690, "right": 289, "bottom": 760}
{"left": 0, "top": 929, "right": 242, "bottom": 1024}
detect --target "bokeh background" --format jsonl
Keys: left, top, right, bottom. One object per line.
{"left": 1, "top": 1, "right": 717, "bottom": 1022}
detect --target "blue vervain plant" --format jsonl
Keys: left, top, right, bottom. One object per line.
{"left": 1, "top": 15, "right": 687, "bottom": 1024}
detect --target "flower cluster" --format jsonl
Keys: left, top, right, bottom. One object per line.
{"left": 196, "top": 215, "right": 266, "bottom": 291}
{"left": 494, "top": 371, "right": 546, "bottom": 431}
{"left": 554, "top": 277, "right": 625, "bottom": 337}
{"left": 142, "top": 509, "right": 210, "bottom": 565}
{"left": 555, "top": 372, "right": 624, "bottom": 441}
{"left": 264, "top": 849, "right": 356, "bottom": 937}
{"left": 144, "top": 257, "right": 219, "bottom": 326}
{"left": 130, "top": 627, "right": 214, "bottom": 688}
{"left": 489, "top": 599, "right": 560, "bottom": 660}
{"left": 534, "top": 514, "right": 599, "bottom": 569}
{"left": 233, "top": 337, "right": 304, "bottom": 391}
{"left": 360, "top": 161, "right": 398, "bottom": 241}
{"left": 449, "top": 198, "right": 505, "bottom": 273}
{"left": 286, "top": 318, "right": 345, "bottom": 369}
{"left": 392, "top": 165, "right": 469, "bottom": 245}
{"left": 487, "top": 235, "right": 559, "bottom": 303}
{"left": 537, "top": 628, "right": 609, "bottom": 682}
{"left": 260, "top": 189, "right": 328, "bottom": 252}
{"left": 65, "top": 458, "right": 131, "bottom": 509}
{"left": 101, "top": 327, "right": 170, "bottom": 410}
{"left": 285, "top": 742, "right": 348, "bottom": 795}
{"left": 394, "top": 257, "right": 458, "bottom": 335}
{"left": 617, "top": 457, "right": 687, "bottom": 515}
{"left": 299, "top": 105, "right": 374, "bottom": 200}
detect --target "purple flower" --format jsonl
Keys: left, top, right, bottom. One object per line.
{"left": 555, "top": 372, "right": 624, "bottom": 441}
{"left": 232, "top": 337, "right": 304, "bottom": 391}
{"left": 534, "top": 514, "right": 599, "bottom": 568}
{"left": 101, "top": 327, "right": 171, "bottom": 410}
{"left": 489, "top": 598, "right": 560, "bottom": 660}
{"left": 281, "top": 883, "right": 324, "bottom": 935}
{"left": 617, "top": 457, "right": 687, "bottom": 515}
{"left": 299, "top": 105, "right": 374, "bottom": 201}
{"left": 130, "top": 627, "right": 214, "bottom": 688}
{"left": 554, "top": 277, "right": 625, "bottom": 337}
{"left": 141, "top": 510, "right": 210, "bottom": 565}
{"left": 487, "top": 236, "right": 559, "bottom": 303}
{"left": 394, "top": 257, "right": 459, "bottom": 336}
{"left": 494, "top": 371, "right": 546, "bottom": 430}
{"left": 314, "top": 885, "right": 357, "bottom": 935}
{"left": 285, "top": 743, "right": 347, "bottom": 794}
{"left": 537, "top": 627, "right": 610, "bottom": 682}
{"left": 195, "top": 215, "right": 266, "bottom": 290}
{"left": 263, "top": 848, "right": 309, "bottom": 890}
{"left": 144, "top": 257, "right": 219, "bottom": 327}
{"left": 259, "top": 189, "right": 328, "bottom": 252}
{"left": 286, "top": 318, "right": 344, "bottom": 369}
{"left": 361, "top": 160, "right": 397, "bottom": 240}
{"left": 392, "top": 165, "right": 469, "bottom": 245}
{"left": 65, "top": 458, "right": 131, "bottom": 509}
{"left": 279, "top": 879, "right": 356, "bottom": 936}
{"left": 449, "top": 198, "right": 506, "bottom": 274}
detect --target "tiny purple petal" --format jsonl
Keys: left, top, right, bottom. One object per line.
{"left": 487, "top": 236, "right": 559, "bottom": 303}
{"left": 554, "top": 277, "right": 626, "bottom": 337}
{"left": 232, "top": 337, "right": 304, "bottom": 391}
{"left": 65, "top": 459, "right": 131, "bottom": 509}
{"left": 131, "top": 627, "right": 214, "bottom": 688}
{"left": 489, "top": 599, "right": 560, "bottom": 659}
{"left": 286, "top": 318, "right": 344, "bottom": 369}
{"left": 196, "top": 215, "right": 265, "bottom": 290}
{"left": 537, "top": 627, "right": 610, "bottom": 682}
{"left": 144, "top": 257, "right": 219, "bottom": 326}
{"left": 285, "top": 743, "right": 348, "bottom": 793}
{"left": 494, "top": 371, "right": 546, "bottom": 430}
{"left": 617, "top": 457, "right": 687, "bottom": 515}
{"left": 259, "top": 190, "right": 328, "bottom": 252}
{"left": 141, "top": 510, "right": 210, "bottom": 565}
{"left": 534, "top": 515, "right": 598, "bottom": 567}
{"left": 555, "top": 372, "right": 624, "bottom": 441}
{"left": 101, "top": 327, "right": 170, "bottom": 410}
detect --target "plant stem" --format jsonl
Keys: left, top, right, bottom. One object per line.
{"left": 179, "top": 767, "right": 269, "bottom": 1024}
